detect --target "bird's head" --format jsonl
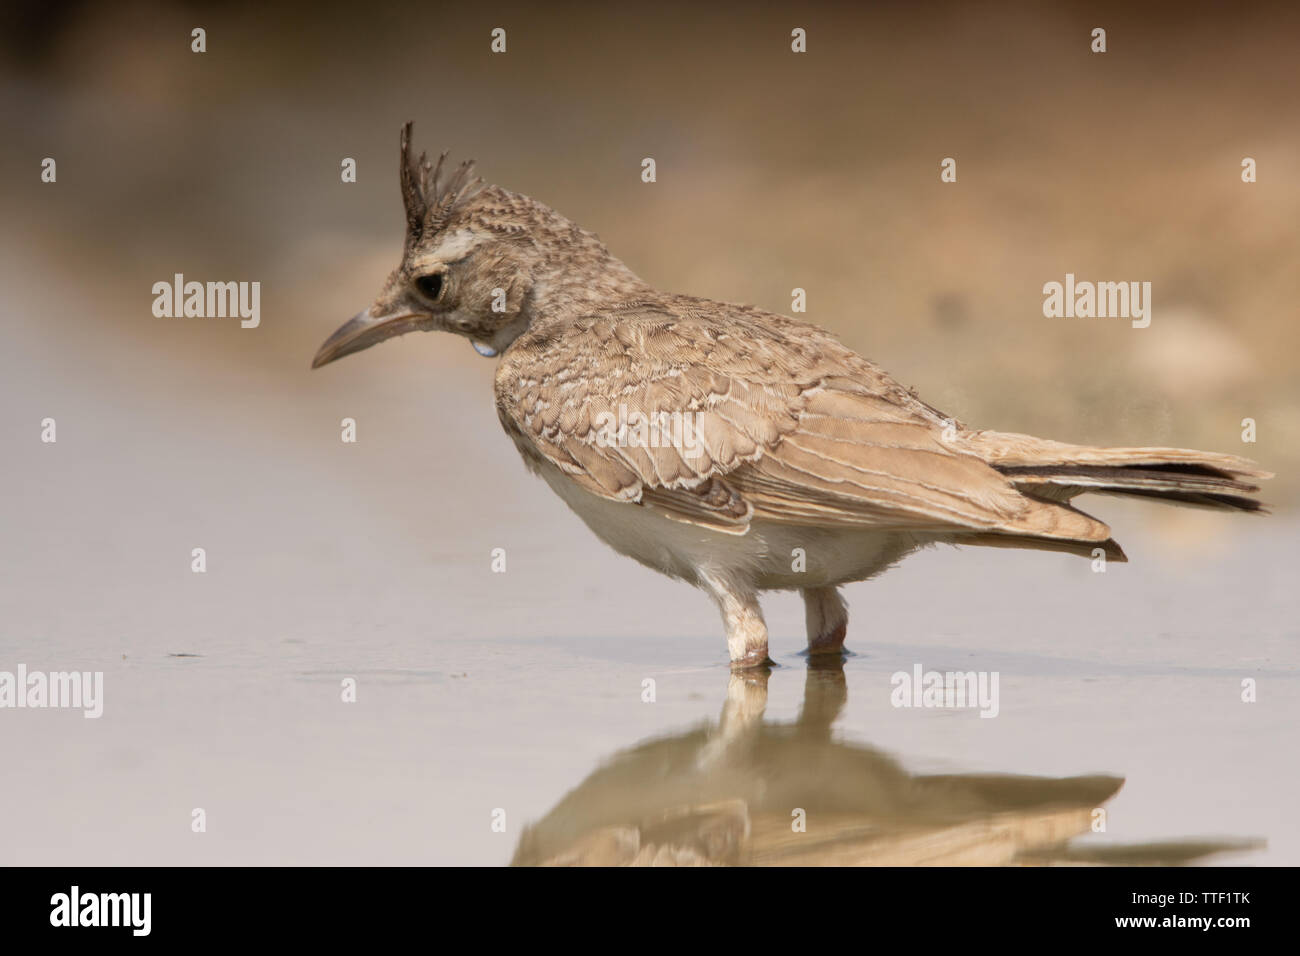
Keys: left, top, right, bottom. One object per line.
{"left": 313, "top": 122, "right": 626, "bottom": 369}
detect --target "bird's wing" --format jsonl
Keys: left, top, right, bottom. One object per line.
{"left": 495, "top": 298, "right": 1109, "bottom": 543}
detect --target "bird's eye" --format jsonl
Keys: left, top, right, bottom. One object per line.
{"left": 416, "top": 272, "right": 444, "bottom": 301}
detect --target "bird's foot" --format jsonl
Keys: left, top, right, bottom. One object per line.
{"left": 729, "top": 646, "right": 775, "bottom": 670}
{"left": 806, "top": 621, "right": 848, "bottom": 656}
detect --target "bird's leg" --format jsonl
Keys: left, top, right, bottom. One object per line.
{"left": 698, "top": 569, "right": 771, "bottom": 668}
{"left": 803, "top": 586, "right": 848, "bottom": 656}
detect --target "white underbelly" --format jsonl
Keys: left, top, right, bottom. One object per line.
{"left": 536, "top": 462, "right": 924, "bottom": 591}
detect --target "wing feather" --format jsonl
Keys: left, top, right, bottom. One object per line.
{"left": 495, "top": 298, "right": 1106, "bottom": 542}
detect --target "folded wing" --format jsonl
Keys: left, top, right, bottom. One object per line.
{"left": 495, "top": 299, "right": 1115, "bottom": 546}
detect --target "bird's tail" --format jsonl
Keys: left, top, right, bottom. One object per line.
{"left": 960, "top": 430, "right": 1271, "bottom": 513}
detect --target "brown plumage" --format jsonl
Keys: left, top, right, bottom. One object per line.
{"left": 312, "top": 123, "right": 1271, "bottom": 667}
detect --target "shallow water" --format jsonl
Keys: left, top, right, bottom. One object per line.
{"left": 2, "top": 524, "right": 1294, "bottom": 866}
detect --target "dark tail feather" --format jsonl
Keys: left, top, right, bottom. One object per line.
{"left": 997, "top": 462, "right": 1267, "bottom": 514}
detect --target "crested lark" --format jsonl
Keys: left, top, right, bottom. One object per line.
{"left": 313, "top": 123, "right": 1270, "bottom": 668}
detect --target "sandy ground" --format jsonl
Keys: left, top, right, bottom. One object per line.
{"left": 2, "top": 234, "right": 1295, "bottom": 866}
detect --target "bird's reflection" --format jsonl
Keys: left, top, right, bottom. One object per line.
{"left": 512, "top": 661, "right": 1261, "bottom": 866}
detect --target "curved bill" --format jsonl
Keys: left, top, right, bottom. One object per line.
{"left": 311, "top": 308, "right": 426, "bottom": 369}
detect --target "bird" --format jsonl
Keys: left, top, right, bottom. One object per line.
{"left": 312, "top": 122, "right": 1270, "bottom": 669}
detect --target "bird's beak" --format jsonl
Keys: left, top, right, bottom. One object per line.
{"left": 311, "top": 308, "right": 427, "bottom": 369}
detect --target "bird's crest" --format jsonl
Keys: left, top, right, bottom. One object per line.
{"left": 399, "top": 121, "right": 485, "bottom": 251}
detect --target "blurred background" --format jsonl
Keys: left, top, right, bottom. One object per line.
{"left": 3, "top": 0, "right": 1298, "bottom": 485}
{"left": 1, "top": 0, "right": 1296, "bottom": 866}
